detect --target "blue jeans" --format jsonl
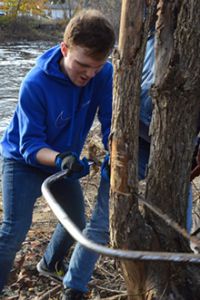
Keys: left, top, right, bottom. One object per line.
{"left": 64, "top": 177, "right": 110, "bottom": 292}
{"left": 0, "top": 158, "right": 85, "bottom": 292}
{"left": 63, "top": 138, "right": 193, "bottom": 292}
{"left": 187, "top": 186, "right": 193, "bottom": 233}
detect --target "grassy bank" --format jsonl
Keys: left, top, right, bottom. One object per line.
{"left": 0, "top": 15, "right": 66, "bottom": 43}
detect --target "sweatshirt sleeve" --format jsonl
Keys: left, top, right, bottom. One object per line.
{"left": 17, "top": 79, "right": 52, "bottom": 166}
{"left": 97, "top": 63, "right": 113, "bottom": 151}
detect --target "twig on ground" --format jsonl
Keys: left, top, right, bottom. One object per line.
{"left": 36, "top": 284, "right": 61, "bottom": 300}
{"left": 96, "top": 293, "right": 127, "bottom": 300}
{"left": 96, "top": 263, "right": 116, "bottom": 278}
{"left": 94, "top": 285, "right": 126, "bottom": 294}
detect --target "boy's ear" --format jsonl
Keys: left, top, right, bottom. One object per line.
{"left": 60, "top": 42, "right": 68, "bottom": 56}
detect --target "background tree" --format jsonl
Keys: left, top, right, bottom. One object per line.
{"left": 110, "top": 0, "right": 200, "bottom": 299}
{"left": 2, "top": 0, "right": 48, "bottom": 18}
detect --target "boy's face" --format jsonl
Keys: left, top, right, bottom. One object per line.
{"left": 60, "top": 42, "right": 107, "bottom": 87}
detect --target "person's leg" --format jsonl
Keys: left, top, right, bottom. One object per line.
{"left": 0, "top": 159, "right": 46, "bottom": 292}
{"left": 186, "top": 184, "right": 193, "bottom": 233}
{"left": 138, "top": 137, "right": 150, "bottom": 180}
{"left": 43, "top": 178, "right": 86, "bottom": 270}
{"left": 63, "top": 177, "right": 110, "bottom": 293}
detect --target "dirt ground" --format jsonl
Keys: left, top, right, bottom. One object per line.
{"left": 0, "top": 130, "right": 200, "bottom": 299}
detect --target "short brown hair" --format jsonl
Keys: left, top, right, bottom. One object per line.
{"left": 63, "top": 9, "right": 115, "bottom": 60}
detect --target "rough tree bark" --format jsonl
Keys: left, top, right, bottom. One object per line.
{"left": 110, "top": 1, "right": 157, "bottom": 299}
{"left": 144, "top": 0, "right": 200, "bottom": 299}
{"left": 110, "top": 0, "right": 200, "bottom": 299}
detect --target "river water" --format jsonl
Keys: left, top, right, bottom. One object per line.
{"left": 0, "top": 42, "right": 54, "bottom": 186}
{"left": 0, "top": 41, "right": 54, "bottom": 139}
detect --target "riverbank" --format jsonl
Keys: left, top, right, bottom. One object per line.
{"left": 0, "top": 16, "right": 66, "bottom": 44}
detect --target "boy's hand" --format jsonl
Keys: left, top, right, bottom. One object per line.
{"left": 55, "top": 151, "right": 89, "bottom": 179}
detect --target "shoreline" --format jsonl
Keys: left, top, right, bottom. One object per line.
{"left": 0, "top": 16, "right": 66, "bottom": 44}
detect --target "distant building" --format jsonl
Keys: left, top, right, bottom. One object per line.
{"left": 44, "top": 2, "right": 75, "bottom": 20}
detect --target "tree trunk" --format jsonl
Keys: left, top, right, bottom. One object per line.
{"left": 110, "top": 0, "right": 200, "bottom": 299}
{"left": 67, "top": 0, "right": 73, "bottom": 18}
{"left": 110, "top": 1, "right": 158, "bottom": 299}
{"left": 144, "top": 0, "right": 200, "bottom": 298}
{"left": 13, "top": 0, "right": 22, "bottom": 19}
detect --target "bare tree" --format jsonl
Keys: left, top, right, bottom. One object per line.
{"left": 110, "top": 0, "right": 156, "bottom": 298}
{"left": 110, "top": 0, "right": 200, "bottom": 299}
{"left": 144, "top": 0, "right": 200, "bottom": 298}
{"left": 66, "top": 0, "right": 73, "bottom": 18}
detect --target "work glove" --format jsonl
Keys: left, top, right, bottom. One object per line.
{"left": 55, "top": 151, "right": 90, "bottom": 180}
{"left": 101, "top": 153, "right": 110, "bottom": 182}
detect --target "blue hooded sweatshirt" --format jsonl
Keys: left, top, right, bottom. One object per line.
{"left": 0, "top": 45, "right": 113, "bottom": 173}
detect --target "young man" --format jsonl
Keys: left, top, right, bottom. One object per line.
{"left": 0, "top": 9, "right": 115, "bottom": 294}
